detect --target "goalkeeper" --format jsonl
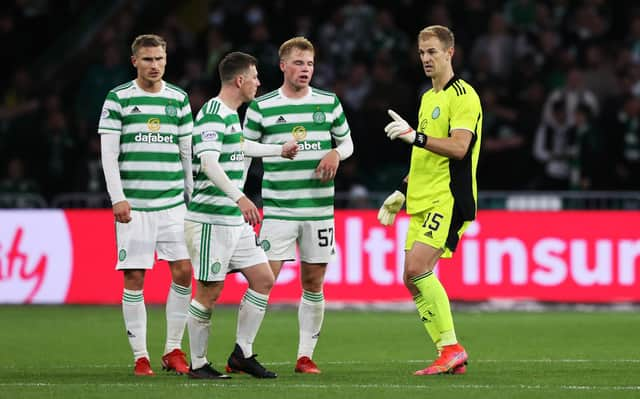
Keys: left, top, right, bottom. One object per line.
{"left": 378, "top": 25, "right": 482, "bottom": 376}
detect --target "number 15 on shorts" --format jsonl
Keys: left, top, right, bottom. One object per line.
{"left": 422, "top": 212, "right": 443, "bottom": 233}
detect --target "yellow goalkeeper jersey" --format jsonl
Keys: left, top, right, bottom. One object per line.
{"left": 406, "top": 76, "right": 482, "bottom": 220}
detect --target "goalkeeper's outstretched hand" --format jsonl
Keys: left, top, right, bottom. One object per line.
{"left": 384, "top": 109, "right": 415, "bottom": 144}
{"left": 377, "top": 190, "right": 406, "bottom": 226}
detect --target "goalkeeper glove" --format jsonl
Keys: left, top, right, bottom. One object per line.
{"left": 384, "top": 109, "right": 428, "bottom": 147}
{"left": 385, "top": 109, "right": 415, "bottom": 143}
{"left": 377, "top": 190, "right": 406, "bottom": 226}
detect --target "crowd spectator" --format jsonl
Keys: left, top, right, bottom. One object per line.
{"left": 612, "top": 95, "right": 640, "bottom": 189}
{"left": 533, "top": 99, "right": 572, "bottom": 189}
{"left": 0, "top": 158, "right": 39, "bottom": 195}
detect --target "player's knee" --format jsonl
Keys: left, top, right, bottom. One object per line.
{"left": 196, "top": 281, "right": 223, "bottom": 305}
{"left": 246, "top": 269, "right": 274, "bottom": 294}
{"left": 404, "top": 260, "right": 435, "bottom": 280}
{"left": 258, "top": 273, "right": 275, "bottom": 293}
{"left": 301, "top": 267, "right": 325, "bottom": 289}
{"left": 123, "top": 269, "right": 145, "bottom": 289}
{"left": 301, "top": 278, "right": 323, "bottom": 292}
{"left": 170, "top": 260, "right": 192, "bottom": 285}
{"left": 403, "top": 273, "right": 415, "bottom": 289}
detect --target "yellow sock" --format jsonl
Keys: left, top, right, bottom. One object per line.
{"left": 413, "top": 293, "right": 441, "bottom": 351}
{"left": 412, "top": 271, "right": 457, "bottom": 346}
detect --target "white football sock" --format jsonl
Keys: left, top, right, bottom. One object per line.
{"left": 164, "top": 282, "right": 191, "bottom": 355}
{"left": 122, "top": 289, "right": 148, "bottom": 361}
{"left": 187, "top": 299, "right": 212, "bottom": 369}
{"left": 236, "top": 288, "right": 269, "bottom": 357}
{"left": 297, "top": 290, "right": 324, "bottom": 359}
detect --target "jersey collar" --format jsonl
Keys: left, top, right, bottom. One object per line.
{"left": 132, "top": 79, "right": 166, "bottom": 95}
{"left": 442, "top": 75, "right": 459, "bottom": 92}
{"left": 278, "top": 86, "right": 313, "bottom": 102}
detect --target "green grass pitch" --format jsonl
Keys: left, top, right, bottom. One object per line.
{"left": 1, "top": 305, "right": 639, "bottom": 399}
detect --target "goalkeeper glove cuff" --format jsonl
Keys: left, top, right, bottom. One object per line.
{"left": 413, "top": 132, "right": 428, "bottom": 148}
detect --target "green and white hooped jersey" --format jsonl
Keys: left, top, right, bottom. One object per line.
{"left": 243, "top": 87, "right": 351, "bottom": 221}
{"left": 98, "top": 80, "right": 193, "bottom": 211}
{"left": 185, "top": 98, "right": 246, "bottom": 226}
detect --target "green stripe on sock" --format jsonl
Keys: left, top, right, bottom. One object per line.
{"left": 302, "top": 290, "right": 324, "bottom": 302}
{"left": 243, "top": 291, "right": 268, "bottom": 309}
{"left": 188, "top": 304, "right": 211, "bottom": 320}
{"left": 171, "top": 282, "right": 191, "bottom": 296}
{"left": 122, "top": 293, "right": 143, "bottom": 303}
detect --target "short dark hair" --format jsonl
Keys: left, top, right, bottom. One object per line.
{"left": 131, "top": 34, "right": 166, "bottom": 55}
{"left": 218, "top": 52, "right": 257, "bottom": 83}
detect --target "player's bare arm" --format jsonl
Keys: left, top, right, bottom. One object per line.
{"left": 385, "top": 109, "right": 473, "bottom": 160}
{"left": 421, "top": 129, "right": 473, "bottom": 160}
{"left": 315, "top": 149, "right": 340, "bottom": 182}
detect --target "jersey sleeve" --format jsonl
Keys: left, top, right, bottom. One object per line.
{"left": 178, "top": 94, "right": 193, "bottom": 138}
{"left": 193, "top": 108, "right": 225, "bottom": 156}
{"left": 243, "top": 100, "right": 263, "bottom": 141}
{"left": 449, "top": 90, "right": 482, "bottom": 135}
{"left": 97, "top": 91, "right": 123, "bottom": 135}
{"left": 330, "top": 95, "right": 351, "bottom": 139}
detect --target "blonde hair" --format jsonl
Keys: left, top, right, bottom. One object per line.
{"left": 418, "top": 25, "right": 455, "bottom": 50}
{"left": 131, "top": 34, "right": 166, "bottom": 55}
{"left": 279, "top": 36, "right": 314, "bottom": 60}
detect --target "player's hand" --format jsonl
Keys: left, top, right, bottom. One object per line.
{"left": 281, "top": 139, "right": 299, "bottom": 159}
{"left": 184, "top": 182, "right": 194, "bottom": 205}
{"left": 377, "top": 190, "right": 405, "bottom": 226}
{"left": 237, "top": 196, "right": 261, "bottom": 226}
{"left": 113, "top": 200, "right": 132, "bottom": 223}
{"left": 315, "top": 149, "right": 340, "bottom": 182}
{"left": 385, "top": 109, "right": 416, "bottom": 144}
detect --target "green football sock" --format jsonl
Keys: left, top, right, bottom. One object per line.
{"left": 413, "top": 293, "right": 441, "bottom": 350}
{"left": 412, "top": 271, "right": 457, "bottom": 347}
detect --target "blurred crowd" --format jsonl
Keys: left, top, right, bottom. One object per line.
{"left": 2, "top": 0, "right": 640, "bottom": 208}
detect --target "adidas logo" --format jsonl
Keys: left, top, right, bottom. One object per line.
{"left": 312, "top": 333, "right": 320, "bottom": 339}
{"left": 127, "top": 330, "right": 136, "bottom": 338}
{"left": 276, "top": 116, "right": 287, "bottom": 123}
{"left": 131, "top": 106, "right": 141, "bottom": 113}
{"left": 424, "top": 231, "right": 433, "bottom": 238}
{"left": 231, "top": 126, "right": 236, "bottom": 132}
{"left": 420, "top": 310, "right": 435, "bottom": 323}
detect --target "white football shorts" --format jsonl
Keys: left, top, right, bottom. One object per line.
{"left": 258, "top": 218, "right": 335, "bottom": 264}
{"left": 115, "top": 204, "right": 189, "bottom": 270}
{"left": 184, "top": 220, "right": 268, "bottom": 282}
